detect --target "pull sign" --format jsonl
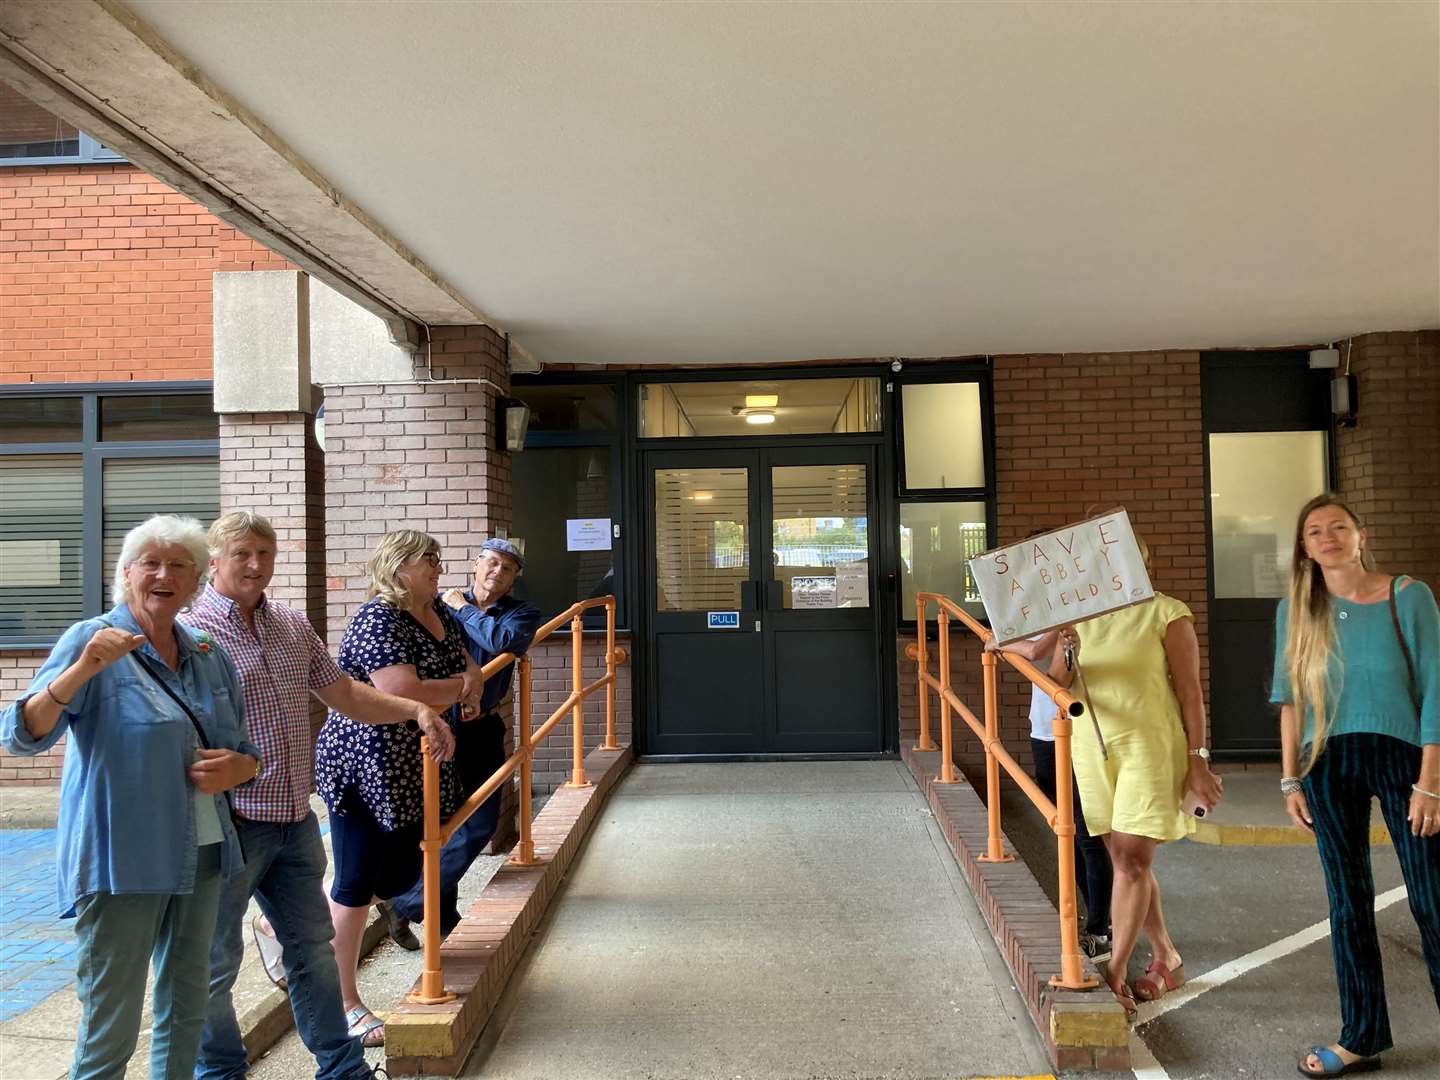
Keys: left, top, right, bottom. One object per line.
{"left": 706, "top": 611, "right": 740, "bottom": 629}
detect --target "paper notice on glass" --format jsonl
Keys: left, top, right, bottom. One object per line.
{"left": 566, "top": 518, "right": 612, "bottom": 552}
{"left": 791, "top": 575, "right": 836, "bottom": 609}
{"left": 0, "top": 540, "right": 61, "bottom": 586}
{"left": 835, "top": 560, "right": 869, "bottom": 608}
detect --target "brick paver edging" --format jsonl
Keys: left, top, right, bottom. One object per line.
{"left": 902, "top": 745, "right": 1130, "bottom": 1073}
{"left": 383, "top": 745, "right": 634, "bottom": 1076}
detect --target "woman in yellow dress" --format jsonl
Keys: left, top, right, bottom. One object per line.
{"left": 1049, "top": 538, "right": 1224, "bottom": 1016}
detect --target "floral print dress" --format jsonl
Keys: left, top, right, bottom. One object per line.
{"left": 314, "top": 597, "right": 465, "bottom": 831}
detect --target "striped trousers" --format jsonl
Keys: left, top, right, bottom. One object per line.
{"left": 1303, "top": 733, "right": 1440, "bottom": 1056}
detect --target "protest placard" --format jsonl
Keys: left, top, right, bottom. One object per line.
{"left": 966, "top": 508, "right": 1154, "bottom": 645}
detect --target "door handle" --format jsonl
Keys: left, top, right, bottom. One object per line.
{"left": 765, "top": 580, "right": 783, "bottom": 610}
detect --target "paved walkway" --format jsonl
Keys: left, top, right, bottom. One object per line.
{"left": 458, "top": 761, "right": 1053, "bottom": 1080}
{"left": 0, "top": 830, "right": 75, "bottom": 1023}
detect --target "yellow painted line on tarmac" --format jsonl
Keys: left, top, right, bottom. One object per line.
{"left": 1184, "top": 816, "right": 1391, "bottom": 847}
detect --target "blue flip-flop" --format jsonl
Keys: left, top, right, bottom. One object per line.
{"left": 1297, "top": 1045, "right": 1382, "bottom": 1077}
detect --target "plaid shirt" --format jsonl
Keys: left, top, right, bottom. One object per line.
{"left": 187, "top": 584, "right": 344, "bottom": 822}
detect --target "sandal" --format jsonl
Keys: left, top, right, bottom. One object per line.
{"left": 251, "top": 914, "right": 287, "bottom": 992}
{"left": 345, "top": 1005, "right": 385, "bottom": 1048}
{"left": 1132, "top": 959, "right": 1184, "bottom": 1002}
{"left": 1297, "top": 1045, "right": 1382, "bottom": 1077}
{"left": 1106, "top": 976, "right": 1138, "bottom": 1021}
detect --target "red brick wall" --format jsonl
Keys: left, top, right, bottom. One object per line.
{"left": 898, "top": 350, "right": 1209, "bottom": 776}
{"left": 1335, "top": 330, "right": 1440, "bottom": 590}
{"left": 0, "top": 162, "right": 291, "bottom": 782}
{"left": 0, "top": 164, "right": 291, "bottom": 384}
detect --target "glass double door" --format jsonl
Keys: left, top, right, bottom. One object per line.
{"left": 644, "top": 446, "right": 883, "bottom": 756}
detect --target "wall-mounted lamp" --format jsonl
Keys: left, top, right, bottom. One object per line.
{"left": 499, "top": 396, "right": 532, "bottom": 451}
{"left": 1331, "top": 374, "right": 1358, "bottom": 428}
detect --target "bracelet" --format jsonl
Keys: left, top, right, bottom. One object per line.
{"left": 45, "top": 684, "right": 71, "bottom": 708}
{"left": 249, "top": 756, "right": 262, "bottom": 782}
{"left": 1280, "top": 777, "right": 1304, "bottom": 796}
{"left": 1413, "top": 783, "right": 1440, "bottom": 800}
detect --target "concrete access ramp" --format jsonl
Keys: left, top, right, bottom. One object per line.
{"left": 459, "top": 761, "right": 1054, "bottom": 1080}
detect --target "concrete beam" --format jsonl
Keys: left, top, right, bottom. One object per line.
{"left": 0, "top": 0, "right": 505, "bottom": 355}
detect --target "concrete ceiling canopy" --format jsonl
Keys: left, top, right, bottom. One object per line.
{"left": 3, "top": 0, "right": 1437, "bottom": 367}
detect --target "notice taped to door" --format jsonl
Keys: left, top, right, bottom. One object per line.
{"left": 966, "top": 509, "right": 1154, "bottom": 645}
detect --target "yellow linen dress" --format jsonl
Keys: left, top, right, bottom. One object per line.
{"left": 1070, "top": 593, "right": 1192, "bottom": 842}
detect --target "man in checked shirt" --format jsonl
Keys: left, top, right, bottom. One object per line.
{"left": 190, "top": 512, "right": 462, "bottom": 1080}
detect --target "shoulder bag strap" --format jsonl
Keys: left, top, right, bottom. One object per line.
{"left": 1388, "top": 575, "right": 1420, "bottom": 714}
{"left": 103, "top": 614, "right": 213, "bottom": 751}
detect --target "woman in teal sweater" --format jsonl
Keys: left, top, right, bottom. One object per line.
{"left": 1271, "top": 494, "right": 1439, "bottom": 1078}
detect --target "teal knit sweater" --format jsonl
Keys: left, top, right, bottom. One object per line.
{"left": 1270, "top": 577, "right": 1440, "bottom": 747}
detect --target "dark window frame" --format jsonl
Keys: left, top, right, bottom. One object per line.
{"left": 893, "top": 366, "right": 997, "bottom": 629}
{"left": 511, "top": 373, "right": 628, "bottom": 631}
{"left": 0, "top": 382, "right": 217, "bottom": 649}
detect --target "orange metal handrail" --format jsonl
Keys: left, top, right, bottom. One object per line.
{"left": 411, "top": 595, "right": 627, "bottom": 1004}
{"left": 911, "top": 591, "right": 1097, "bottom": 991}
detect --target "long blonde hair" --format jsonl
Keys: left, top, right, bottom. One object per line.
{"left": 1285, "top": 494, "right": 1374, "bottom": 774}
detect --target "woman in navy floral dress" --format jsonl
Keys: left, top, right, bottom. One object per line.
{"left": 314, "top": 530, "right": 482, "bottom": 1045}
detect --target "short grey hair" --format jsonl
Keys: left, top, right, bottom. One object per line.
{"left": 112, "top": 514, "right": 211, "bottom": 606}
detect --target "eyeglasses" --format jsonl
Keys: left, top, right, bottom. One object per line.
{"left": 415, "top": 553, "right": 443, "bottom": 569}
{"left": 135, "top": 558, "right": 196, "bottom": 574}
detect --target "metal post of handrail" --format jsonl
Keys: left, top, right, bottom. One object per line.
{"left": 977, "top": 648, "right": 1013, "bottom": 863}
{"left": 914, "top": 595, "right": 936, "bottom": 751}
{"left": 409, "top": 741, "right": 455, "bottom": 1004}
{"left": 1050, "top": 703, "right": 1098, "bottom": 989}
{"left": 508, "top": 655, "right": 540, "bottom": 866}
{"left": 602, "top": 597, "right": 619, "bottom": 750}
{"left": 566, "top": 613, "right": 592, "bottom": 788}
{"left": 935, "top": 609, "right": 959, "bottom": 784}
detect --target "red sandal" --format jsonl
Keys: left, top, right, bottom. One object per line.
{"left": 1133, "top": 959, "right": 1185, "bottom": 1002}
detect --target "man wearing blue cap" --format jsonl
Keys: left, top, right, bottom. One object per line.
{"left": 384, "top": 538, "right": 541, "bottom": 944}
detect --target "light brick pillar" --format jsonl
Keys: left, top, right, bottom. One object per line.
{"left": 218, "top": 408, "right": 328, "bottom": 634}
{"left": 322, "top": 324, "right": 519, "bottom": 844}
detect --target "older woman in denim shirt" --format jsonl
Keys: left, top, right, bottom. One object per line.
{"left": 0, "top": 515, "right": 259, "bottom": 1080}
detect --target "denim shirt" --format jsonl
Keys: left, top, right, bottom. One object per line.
{"left": 449, "top": 591, "right": 542, "bottom": 712}
{"left": 0, "top": 604, "right": 257, "bottom": 917}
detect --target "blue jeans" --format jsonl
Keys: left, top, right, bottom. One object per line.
{"left": 390, "top": 713, "right": 506, "bottom": 935}
{"left": 72, "top": 844, "right": 223, "bottom": 1080}
{"left": 195, "top": 814, "right": 370, "bottom": 1080}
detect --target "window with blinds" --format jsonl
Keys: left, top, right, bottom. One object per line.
{"left": 655, "top": 467, "right": 749, "bottom": 611}
{"left": 0, "top": 456, "right": 85, "bottom": 638}
{"left": 0, "top": 386, "right": 218, "bottom": 644}
{"left": 101, "top": 458, "right": 220, "bottom": 576}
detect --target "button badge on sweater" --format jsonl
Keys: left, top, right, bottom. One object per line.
{"left": 1338, "top": 611, "right": 1348, "bottom": 620}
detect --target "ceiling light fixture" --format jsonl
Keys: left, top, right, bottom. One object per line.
{"left": 745, "top": 410, "right": 776, "bottom": 425}
{"left": 744, "top": 394, "right": 779, "bottom": 408}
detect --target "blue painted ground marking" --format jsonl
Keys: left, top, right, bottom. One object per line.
{"left": 0, "top": 829, "right": 75, "bottom": 1022}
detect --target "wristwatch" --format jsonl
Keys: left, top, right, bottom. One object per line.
{"left": 1188, "top": 747, "right": 1211, "bottom": 761}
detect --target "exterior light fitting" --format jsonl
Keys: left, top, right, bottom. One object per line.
{"left": 499, "top": 396, "right": 531, "bottom": 451}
